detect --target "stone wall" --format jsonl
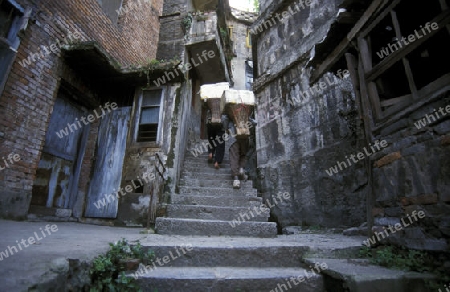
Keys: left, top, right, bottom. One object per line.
{"left": 0, "top": 0, "right": 162, "bottom": 219}
{"left": 370, "top": 93, "right": 450, "bottom": 251}
{"left": 253, "top": 0, "right": 450, "bottom": 253}
{"left": 252, "top": 0, "right": 367, "bottom": 229}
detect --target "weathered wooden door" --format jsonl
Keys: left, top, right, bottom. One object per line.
{"left": 31, "top": 92, "right": 88, "bottom": 209}
{"left": 84, "top": 107, "right": 131, "bottom": 218}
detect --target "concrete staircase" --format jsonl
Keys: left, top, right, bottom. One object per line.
{"left": 145, "top": 150, "right": 435, "bottom": 292}
{"left": 155, "top": 150, "right": 278, "bottom": 237}
{"left": 135, "top": 236, "right": 328, "bottom": 292}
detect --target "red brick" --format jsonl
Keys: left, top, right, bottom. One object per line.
{"left": 374, "top": 152, "right": 402, "bottom": 168}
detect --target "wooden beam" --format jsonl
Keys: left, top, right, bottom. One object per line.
{"left": 311, "top": 0, "right": 389, "bottom": 83}
{"left": 366, "top": 10, "right": 450, "bottom": 82}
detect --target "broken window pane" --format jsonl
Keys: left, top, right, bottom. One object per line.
{"left": 138, "top": 89, "right": 162, "bottom": 142}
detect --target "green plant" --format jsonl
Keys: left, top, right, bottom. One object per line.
{"left": 360, "top": 245, "right": 450, "bottom": 290}
{"left": 359, "top": 246, "right": 372, "bottom": 258}
{"left": 253, "top": 0, "right": 259, "bottom": 12}
{"left": 182, "top": 13, "right": 193, "bottom": 36}
{"left": 90, "top": 238, "right": 155, "bottom": 292}
{"left": 220, "top": 27, "right": 227, "bottom": 39}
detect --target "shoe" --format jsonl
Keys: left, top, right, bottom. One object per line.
{"left": 239, "top": 168, "right": 246, "bottom": 180}
{"left": 208, "top": 153, "right": 213, "bottom": 163}
{"left": 233, "top": 179, "right": 241, "bottom": 189}
{"left": 214, "top": 162, "right": 220, "bottom": 169}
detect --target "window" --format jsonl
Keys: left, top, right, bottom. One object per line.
{"left": 96, "top": 0, "right": 123, "bottom": 24}
{"left": 137, "top": 89, "right": 162, "bottom": 142}
{"left": 228, "top": 26, "right": 233, "bottom": 39}
{"left": 0, "top": 0, "right": 28, "bottom": 94}
{"left": 245, "top": 60, "right": 254, "bottom": 90}
{"left": 246, "top": 29, "right": 252, "bottom": 48}
{"left": 358, "top": 0, "right": 450, "bottom": 119}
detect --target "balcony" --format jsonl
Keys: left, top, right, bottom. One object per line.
{"left": 184, "top": 11, "right": 232, "bottom": 84}
{"left": 192, "top": 0, "right": 218, "bottom": 12}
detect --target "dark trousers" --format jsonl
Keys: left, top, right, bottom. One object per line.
{"left": 230, "top": 139, "right": 249, "bottom": 177}
{"left": 207, "top": 124, "right": 225, "bottom": 164}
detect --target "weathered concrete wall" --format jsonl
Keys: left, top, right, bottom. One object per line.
{"left": 252, "top": 0, "right": 367, "bottom": 229}
{"left": 118, "top": 83, "right": 191, "bottom": 226}
{"left": 157, "top": 0, "right": 186, "bottom": 61}
{"left": 0, "top": 0, "right": 163, "bottom": 219}
{"left": 228, "top": 18, "right": 252, "bottom": 90}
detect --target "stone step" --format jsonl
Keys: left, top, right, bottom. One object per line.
{"left": 178, "top": 186, "right": 257, "bottom": 196}
{"left": 185, "top": 150, "right": 230, "bottom": 158}
{"left": 183, "top": 165, "right": 233, "bottom": 174}
{"left": 184, "top": 157, "right": 231, "bottom": 164}
{"left": 155, "top": 217, "right": 278, "bottom": 237}
{"left": 139, "top": 245, "right": 307, "bottom": 268}
{"left": 166, "top": 204, "right": 270, "bottom": 221}
{"left": 181, "top": 172, "right": 233, "bottom": 180}
{"left": 138, "top": 240, "right": 309, "bottom": 268}
{"left": 179, "top": 178, "right": 254, "bottom": 189}
{"left": 303, "top": 258, "right": 435, "bottom": 292}
{"left": 171, "top": 194, "right": 263, "bottom": 207}
{"left": 183, "top": 161, "right": 232, "bottom": 168}
{"left": 134, "top": 267, "right": 324, "bottom": 292}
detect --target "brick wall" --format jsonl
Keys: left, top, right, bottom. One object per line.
{"left": 0, "top": 0, "right": 163, "bottom": 219}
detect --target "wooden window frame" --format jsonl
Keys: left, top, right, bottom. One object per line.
{"left": 228, "top": 25, "right": 233, "bottom": 39}
{"left": 246, "top": 29, "right": 252, "bottom": 48}
{"left": 132, "top": 88, "right": 164, "bottom": 145}
{"left": 0, "top": 0, "right": 29, "bottom": 95}
{"left": 357, "top": 0, "right": 450, "bottom": 120}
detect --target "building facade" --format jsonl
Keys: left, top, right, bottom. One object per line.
{"left": 252, "top": 0, "right": 449, "bottom": 250}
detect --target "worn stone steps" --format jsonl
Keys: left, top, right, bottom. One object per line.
{"left": 134, "top": 266, "right": 324, "bottom": 292}
{"left": 166, "top": 204, "right": 270, "bottom": 222}
{"left": 140, "top": 244, "right": 308, "bottom": 268}
{"left": 183, "top": 161, "right": 232, "bottom": 168}
{"left": 170, "top": 194, "right": 263, "bottom": 207}
{"left": 182, "top": 165, "right": 233, "bottom": 174}
{"left": 179, "top": 178, "right": 254, "bottom": 189}
{"left": 185, "top": 158, "right": 231, "bottom": 165}
{"left": 180, "top": 172, "right": 233, "bottom": 180}
{"left": 303, "top": 258, "right": 435, "bottom": 292}
{"left": 178, "top": 186, "right": 257, "bottom": 196}
{"left": 155, "top": 217, "right": 277, "bottom": 237}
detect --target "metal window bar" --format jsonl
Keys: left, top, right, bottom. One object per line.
{"left": 147, "top": 152, "right": 166, "bottom": 227}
